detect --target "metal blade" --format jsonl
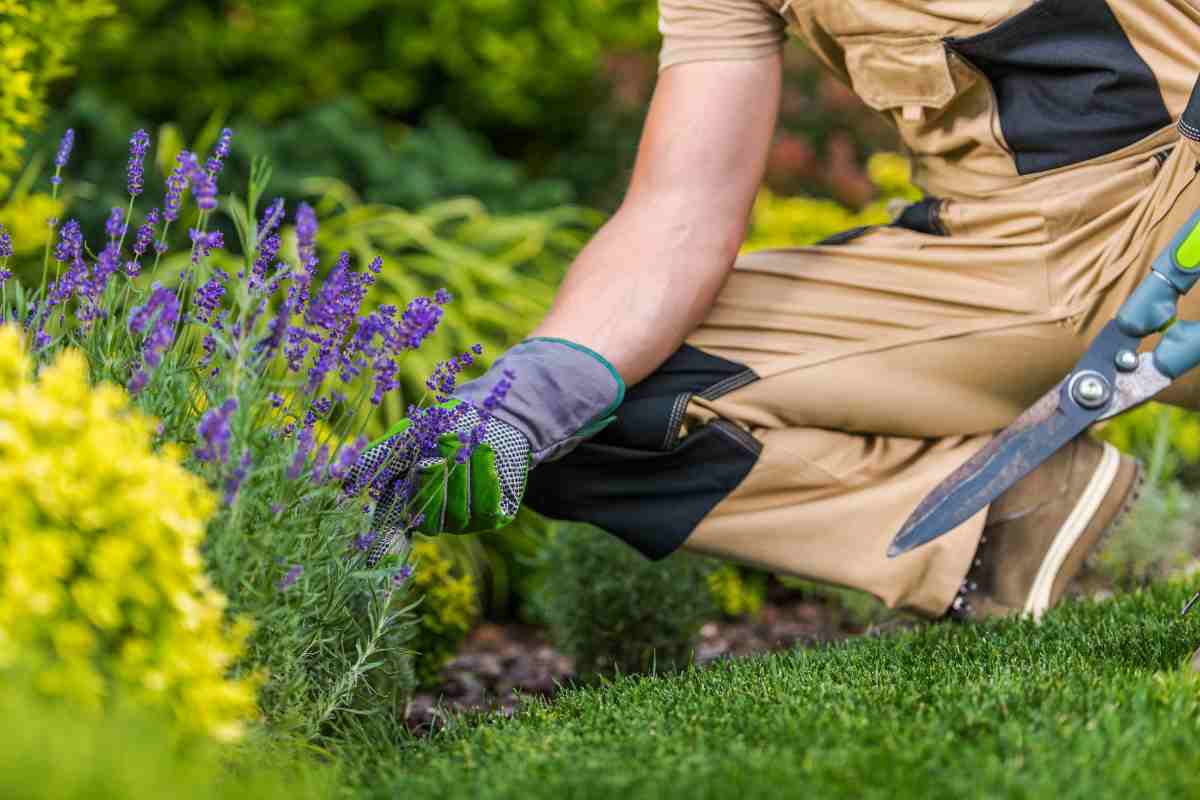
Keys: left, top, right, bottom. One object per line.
{"left": 888, "top": 380, "right": 1074, "bottom": 557}
{"left": 888, "top": 321, "right": 1153, "bottom": 558}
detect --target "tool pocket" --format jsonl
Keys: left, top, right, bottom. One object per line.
{"left": 524, "top": 345, "right": 761, "bottom": 561}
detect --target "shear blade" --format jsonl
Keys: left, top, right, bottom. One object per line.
{"left": 887, "top": 351, "right": 1170, "bottom": 558}
{"left": 887, "top": 381, "right": 1074, "bottom": 557}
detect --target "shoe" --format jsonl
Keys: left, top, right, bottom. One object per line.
{"left": 951, "top": 434, "right": 1143, "bottom": 620}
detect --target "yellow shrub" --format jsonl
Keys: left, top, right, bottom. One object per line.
{"left": 0, "top": 0, "right": 115, "bottom": 193}
{"left": 744, "top": 152, "right": 921, "bottom": 251}
{"left": 409, "top": 538, "right": 480, "bottom": 682}
{"left": 707, "top": 564, "right": 765, "bottom": 618}
{"left": 0, "top": 190, "right": 61, "bottom": 257}
{"left": 0, "top": 326, "right": 258, "bottom": 742}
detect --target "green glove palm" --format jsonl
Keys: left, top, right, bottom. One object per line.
{"left": 346, "top": 400, "right": 532, "bottom": 564}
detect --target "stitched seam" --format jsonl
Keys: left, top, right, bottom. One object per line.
{"left": 699, "top": 369, "right": 759, "bottom": 401}
{"left": 1180, "top": 118, "right": 1200, "bottom": 142}
{"left": 710, "top": 420, "right": 763, "bottom": 456}
{"left": 663, "top": 393, "right": 692, "bottom": 451}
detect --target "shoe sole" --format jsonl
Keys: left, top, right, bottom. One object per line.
{"left": 1023, "top": 442, "right": 1140, "bottom": 619}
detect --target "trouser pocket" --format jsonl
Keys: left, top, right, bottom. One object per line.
{"left": 523, "top": 345, "right": 761, "bottom": 560}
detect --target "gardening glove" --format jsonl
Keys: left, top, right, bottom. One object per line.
{"left": 347, "top": 337, "right": 625, "bottom": 563}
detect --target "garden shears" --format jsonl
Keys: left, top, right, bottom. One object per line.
{"left": 889, "top": 207, "right": 1200, "bottom": 557}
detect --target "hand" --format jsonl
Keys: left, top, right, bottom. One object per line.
{"left": 347, "top": 337, "right": 625, "bottom": 564}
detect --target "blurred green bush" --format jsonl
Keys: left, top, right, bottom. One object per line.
{"left": 74, "top": 1, "right": 658, "bottom": 140}
{"left": 533, "top": 525, "right": 717, "bottom": 681}
{"left": 0, "top": 672, "right": 336, "bottom": 800}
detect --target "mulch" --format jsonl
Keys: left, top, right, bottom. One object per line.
{"left": 405, "top": 597, "right": 910, "bottom": 735}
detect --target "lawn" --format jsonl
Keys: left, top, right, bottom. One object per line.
{"left": 373, "top": 581, "right": 1200, "bottom": 800}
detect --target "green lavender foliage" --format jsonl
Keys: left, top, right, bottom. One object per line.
{"left": 11, "top": 146, "right": 424, "bottom": 759}
{"left": 532, "top": 525, "right": 717, "bottom": 681}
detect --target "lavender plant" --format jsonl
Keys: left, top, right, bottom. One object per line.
{"left": 0, "top": 127, "right": 495, "bottom": 753}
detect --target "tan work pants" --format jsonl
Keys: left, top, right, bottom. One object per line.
{"left": 681, "top": 125, "right": 1200, "bottom": 615}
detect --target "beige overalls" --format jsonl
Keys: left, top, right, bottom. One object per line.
{"left": 526, "top": 0, "right": 1200, "bottom": 616}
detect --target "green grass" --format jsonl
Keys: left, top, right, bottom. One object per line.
{"left": 368, "top": 581, "right": 1200, "bottom": 800}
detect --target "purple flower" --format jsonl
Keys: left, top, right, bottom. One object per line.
{"left": 0, "top": 224, "right": 12, "bottom": 259}
{"left": 269, "top": 392, "right": 284, "bottom": 408}
{"left": 191, "top": 170, "right": 217, "bottom": 212}
{"left": 294, "top": 203, "right": 319, "bottom": 313}
{"left": 224, "top": 450, "right": 252, "bottom": 505}
{"left": 163, "top": 151, "right": 197, "bottom": 223}
{"left": 311, "top": 444, "right": 329, "bottom": 484}
{"left": 128, "top": 283, "right": 181, "bottom": 368}
{"left": 105, "top": 207, "right": 126, "bottom": 241}
{"left": 352, "top": 530, "right": 377, "bottom": 552}
{"left": 434, "top": 288, "right": 451, "bottom": 305}
{"left": 0, "top": 269, "right": 11, "bottom": 285}
{"left": 53, "top": 219, "right": 84, "bottom": 270}
{"left": 456, "top": 369, "right": 515, "bottom": 463}
{"left": 192, "top": 269, "right": 227, "bottom": 324}
{"left": 205, "top": 128, "right": 233, "bottom": 179}
{"left": 250, "top": 232, "right": 280, "bottom": 293}
{"left": 127, "top": 129, "right": 150, "bottom": 197}
{"left": 271, "top": 504, "right": 283, "bottom": 516}
{"left": 188, "top": 228, "right": 224, "bottom": 265}
{"left": 195, "top": 397, "right": 238, "bottom": 464}
{"left": 367, "top": 256, "right": 383, "bottom": 274}
{"left": 259, "top": 198, "right": 285, "bottom": 241}
{"left": 127, "top": 370, "right": 149, "bottom": 395}
{"left": 329, "top": 435, "right": 368, "bottom": 481}
{"left": 278, "top": 564, "right": 303, "bottom": 592}
{"left": 126, "top": 208, "right": 160, "bottom": 277}
{"left": 396, "top": 295, "right": 445, "bottom": 350}
{"left": 51, "top": 129, "right": 74, "bottom": 184}
{"left": 393, "top": 564, "right": 415, "bottom": 586}
{"left": 287, "top": 425, "right": 314, "bottom": 480}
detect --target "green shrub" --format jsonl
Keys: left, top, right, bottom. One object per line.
{"left": 533, "top": 525, "right": 717, "bottom": 681}
{"left": 76, "top": 1, "right": 658, "bottom": 135}
{"left": 25, "top": 94, "right": 576, "bottom": 236}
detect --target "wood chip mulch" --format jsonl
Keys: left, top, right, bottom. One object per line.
{"left": 404, "top": 598, "right": 902, "bottom": 735}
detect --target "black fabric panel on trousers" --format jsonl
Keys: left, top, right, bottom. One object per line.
{"left": 816, "top": 225, "right": 875, "bottom": 246}
{"left": 524, "top": 345, "right": 760, "bottom": 560}
{"left": 592, "top": 344, "right": 750, "bottom": 451}
{"left": 894, "top": 198, "right": 946, "bottom": 236}
{"left": 946, "top": 0, "right": 1171, "bottom": 175}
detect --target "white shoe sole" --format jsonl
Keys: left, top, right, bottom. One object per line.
{"left": 1023, "top": 442, "right": 1122, "bottom": 620}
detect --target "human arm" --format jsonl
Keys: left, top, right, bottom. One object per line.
{"left": 532, "top": 54, "right": 783, "bottom": 385}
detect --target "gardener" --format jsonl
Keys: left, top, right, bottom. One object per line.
{"left": 357, "top": 0, "right": 1200, "bottom": 621}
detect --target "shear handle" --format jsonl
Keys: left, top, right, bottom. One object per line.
{"left": 1115, "top": 207, "right": 1200, "bottom": 379}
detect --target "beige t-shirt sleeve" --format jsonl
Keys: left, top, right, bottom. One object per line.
{"left": 658, "top": 0, "right": 788, "bottom": 71}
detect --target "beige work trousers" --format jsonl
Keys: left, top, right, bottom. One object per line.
{"left": 680, "top": 125, "right": 1200, "bottom": 616}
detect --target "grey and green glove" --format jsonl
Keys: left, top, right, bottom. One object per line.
{"left": 347, "top": 337, "right": 624, "bottom": 564}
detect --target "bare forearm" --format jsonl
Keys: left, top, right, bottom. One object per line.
{"left": 530, "top": 56, "right": 781, "bottom": 387}
{"left": 532, "top": 195, "right": 744, "bottom": 385}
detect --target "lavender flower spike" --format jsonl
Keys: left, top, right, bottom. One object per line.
{"left": 195, "top": 397, "right": 238, "bottom": 464}
{"left": 127, "top": 129, "right": 150, "bottom": 197}
{"left": 0, "top": 224, "right": 12, "bottom": 260}
{"left": 163, "top": 151, "right": 198, "bottom": 223}
{"left": 205, "top": 128, "right": 234, "bottom": 179}
{"left": 51, "top": 129, "right": 74, "bottom": 184}
{"left": 278, "top": 564, "right": 304, "bottom": 592}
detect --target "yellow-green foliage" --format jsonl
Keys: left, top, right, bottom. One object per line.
{"left": 305, "top": 194, "right": 602, "bottom": 431}
{"left": 1096, "top": 402, "right": 1200, "bottom": 483}
{"left": 409, "top": 538, "right": 480, "bottom": 682}
{"left": 0, "top": 326, "right": 258, "bottom": 742}
{"left": 744, "top": 153, "right": 922, "bottom": 250}
{"left": 0, "top": 0, "right": 114, "bottom": 193}
{"left": 707, "top": 565, "right": 765, "bottom": 618}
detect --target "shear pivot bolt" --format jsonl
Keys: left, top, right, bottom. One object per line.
{"left": 1071, "top": 372, "right": 1111, "bottom": 409}
{"left": 1114, "top": 349, "right": 1139, "bottom": 372}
